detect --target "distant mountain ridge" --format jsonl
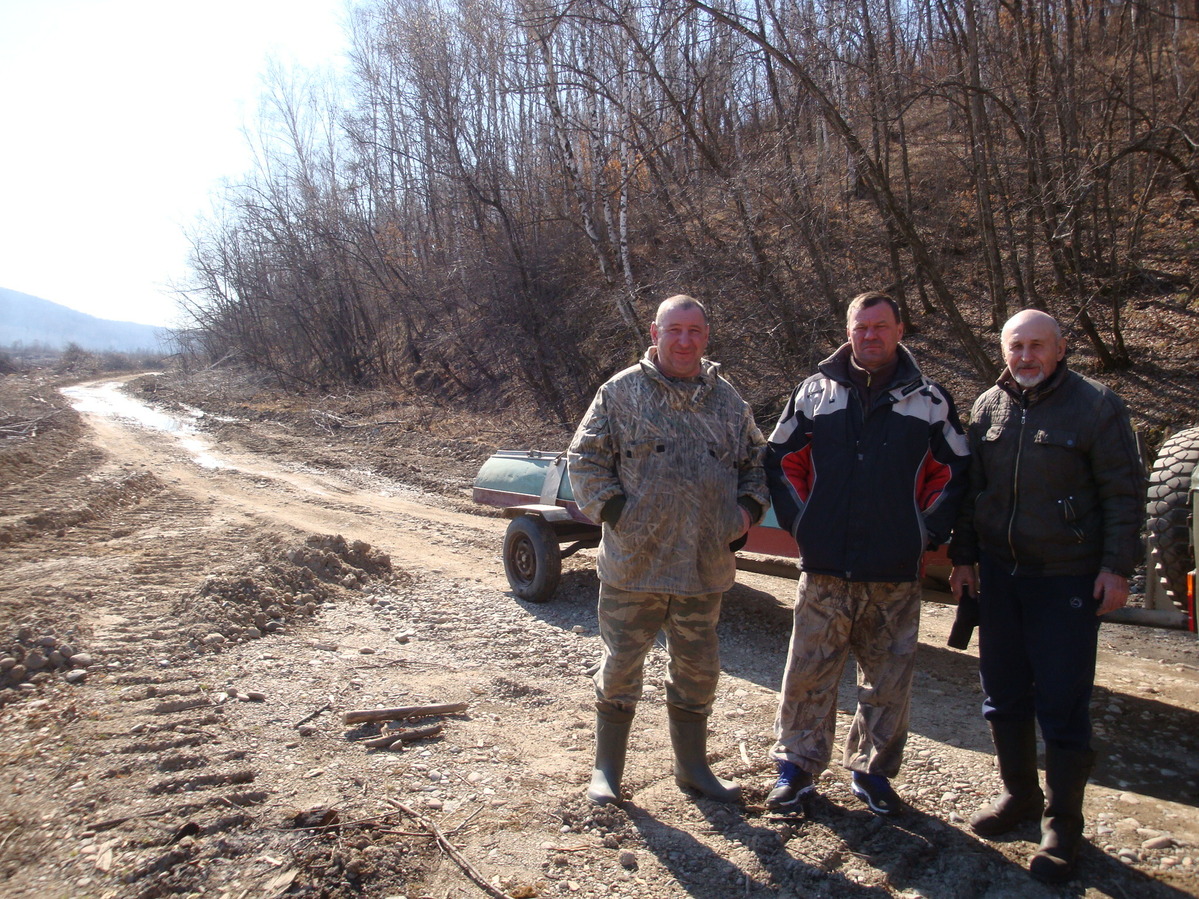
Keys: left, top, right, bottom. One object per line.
{"left": 0, "top": 287, "right": 170, "bottom": 353}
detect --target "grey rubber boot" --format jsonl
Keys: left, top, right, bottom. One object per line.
{"left": 587, "top": 707, "right": 634, "bottom": 805}
{"left": 1029, "top": 745, "right": 1095, "bottom": 883}
{"left": 667, "top": 706, "right": 740, "bottom": 803}
{"left": 970, "top": 718, "right": 1044, "bottom": 837}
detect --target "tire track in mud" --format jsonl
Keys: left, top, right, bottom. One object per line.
{"left": 68, "top": 379, "right": 508, "bottom": 589}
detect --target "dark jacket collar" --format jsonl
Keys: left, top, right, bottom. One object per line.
{"left": 998, "top": 360, "right": 1069, "bottom": 405}
{"left": 819, "top": 342, "right": 922, "bottom": 390}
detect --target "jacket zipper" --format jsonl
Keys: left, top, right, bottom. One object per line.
{"left": 1006, "top": 401, "right": 1028, "bottom": 575}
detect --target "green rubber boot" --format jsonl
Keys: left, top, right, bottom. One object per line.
{"left": 587, "top": 707, "right": 634, "bottom": 805}
{"left": 667, "top": 706, "right": 740, "bottom": 803}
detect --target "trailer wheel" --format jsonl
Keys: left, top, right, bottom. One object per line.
{"left": 503, "top": 516, "right": 562, "bottom": 602}
{"left": 1146, "top": 426, "right": 1199, "bottom": 609}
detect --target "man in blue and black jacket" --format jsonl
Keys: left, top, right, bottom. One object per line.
{"left": 764, "top": 291, "right": 969, "bottom": 817}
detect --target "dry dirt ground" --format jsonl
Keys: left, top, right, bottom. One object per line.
{"left": 1, "top": 369, "right": 1198, "bottom": 899}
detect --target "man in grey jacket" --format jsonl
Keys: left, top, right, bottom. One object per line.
{"left": 568, "top": 294, "right": 769, "bottom": 805}
{"left": 949, "top": 309, "right": 1143, "bottom": 883}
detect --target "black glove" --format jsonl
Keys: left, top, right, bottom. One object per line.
{"left": 600, "top": 495, "right": 626, "bottom": 525}
{"left": 947, "top": 587, "right": 980, "bottom": 650}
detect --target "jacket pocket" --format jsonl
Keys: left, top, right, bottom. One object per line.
{"left": 1032, "top": 428, "right": 1080, "bottom": 450}
{"left": 622, "top": 438, "right": 667, "bottom": 460}
{"left": 1057, "top": 495, "right": 1087, "bottom": 543}
{"left": 705, "top": 440, "right": 738, "bottom": 468}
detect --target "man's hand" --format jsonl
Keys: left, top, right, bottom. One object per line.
{"left": 737, "top": 507, "right": 752, "bottom": 539}
{"left": 1094, "top": 570, "right": 1130, "bottom": 616}
{"left": 949, "top": 564, "right": 978, "bottom": 601}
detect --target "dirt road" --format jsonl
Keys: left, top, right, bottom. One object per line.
{"left": 1, "top": 372, "right": 1197, "bottom": 899}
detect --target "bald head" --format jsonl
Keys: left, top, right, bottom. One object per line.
{"left": 1001, "top": 309, "right": 1066, "bottom": 389}
{"left": 1001, "top": 309, "right": 1061, "bottom": 344}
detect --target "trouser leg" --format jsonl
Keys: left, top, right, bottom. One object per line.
{"left": 977, "top": 558, "right": 1099, "bottom": 750}
{"left": 976, "top": 555, "right": 1036, "bottom": 725}
{"left": 843, "top": 580, "right": 922, "bottom": 777}
{"left": 588, "top": 585, "right": 664, "bottom": 802}
{"left": 593, "top": 584, "right": 668, "bottom": 715}
{"left": 975, "top": 557, "right": 1100, "bottom": 879}
{"left": 772, "top": 573, "right": 854, "bottom": 776}
{"left": 659, "top": 591, "right": 738, "bottom": 801}
{"left": 662, "top": 591, "right": 724, "bottom": 714}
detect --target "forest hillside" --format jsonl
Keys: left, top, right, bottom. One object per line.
{"left": 173, "top": 0, "right": 1199, "bottom": 445}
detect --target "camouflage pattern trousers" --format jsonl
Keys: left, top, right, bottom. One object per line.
{"left": 594, "top": 584, "right": 723, "bottom": 718}
{"left": 772, "top": 573, "right": 922, "bottom": 777}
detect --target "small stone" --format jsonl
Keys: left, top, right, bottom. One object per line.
{"left": 359, "top": 647, "right": 376, "bottom": 655}
{"left": 64, "top": 670, "right": 87, "bottom": 685}
{"left": 202, "top": 633, "right": 227, "bottom": 646}
{"left": 239, "top": 691, "right": 267, "bottom": 702}
{"left": 1143, "top": 836, "right": 1175, "bottom": 851}
{"left": 571, "top": 626, "right": 586, "bottom": 635}
{"left": 23, "top": 650, "right": 47, "bottom": 671}
{"left": 49, "top": 650, "right": 68, "bottom": 668}
{"left": 0, "top": 657, "right": 16, "bottom": 671}
{"left": 298, "top": 724, "right": 318, "bottom": 737}
{"left": 243, "top": 628, "right": 262, "bottom": 640}
{"left": 618, "top": 850, "right": 638, "bottom": 868}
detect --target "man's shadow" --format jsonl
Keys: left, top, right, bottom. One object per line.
{"left": 622, "top": 797, "right": 888, "bottom": 898}
{"left": 616, "top": 789, "right": 1199, "bottom": 899}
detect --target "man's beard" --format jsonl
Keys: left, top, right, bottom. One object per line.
{"left": 1011, "top": 369, "right": 1046, "bottom": 389}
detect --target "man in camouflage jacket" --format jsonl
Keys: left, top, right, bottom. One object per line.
{"left": 568, "top": 294, "right": 768, "bottom": 805}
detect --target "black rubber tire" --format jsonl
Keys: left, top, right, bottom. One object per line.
{"left": 1145, "top": 426, "right": 1199, "bottom": 609}
{"left": 502, "top": 516, "right": 562, "bottom": 602}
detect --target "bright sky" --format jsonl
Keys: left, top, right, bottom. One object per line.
{"left": 0, "top": 0, "right": 352, "bottom": 328}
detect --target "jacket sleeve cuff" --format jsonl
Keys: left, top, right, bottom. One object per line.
{"left": 737, "top": 496, "right": 764, "bottom": 523}
{"left": 600, "top": 495, "right": 627, "bottom": 525}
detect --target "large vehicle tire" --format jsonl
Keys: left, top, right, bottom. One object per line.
{"left": 503, "top": 515, "right": 562, "bottom": 602}
{"left": 1145, "top": 426, "right": 1199, "bottom": 609}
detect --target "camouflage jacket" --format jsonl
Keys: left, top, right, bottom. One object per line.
{"left": 567, "top": 351, "right": 769, "bottom": 595}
